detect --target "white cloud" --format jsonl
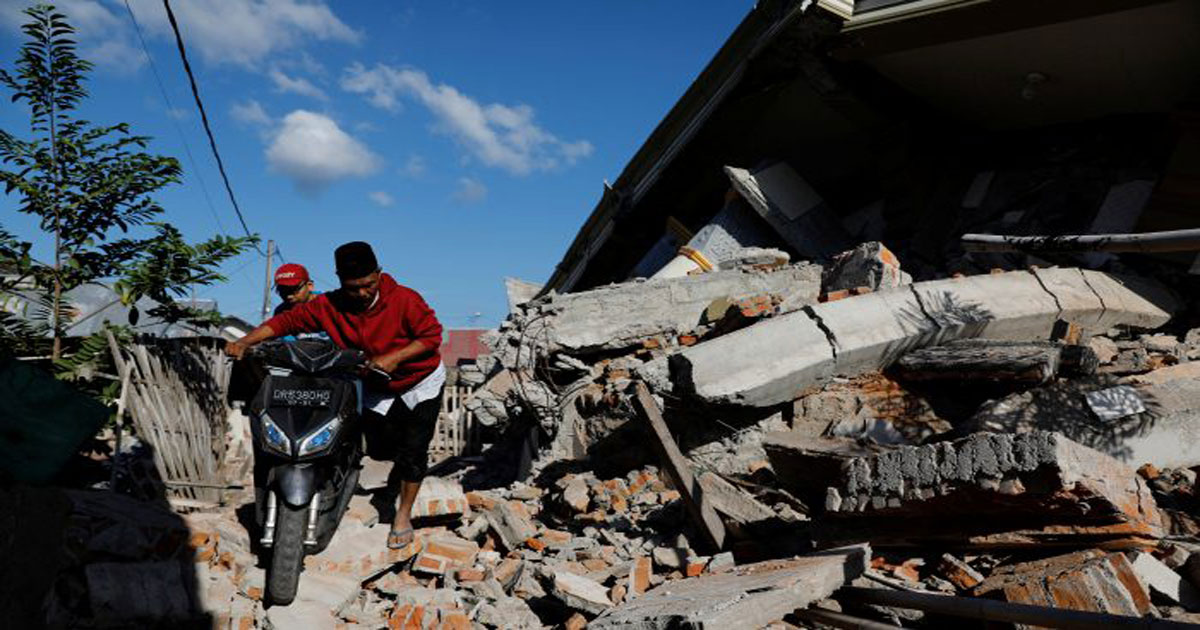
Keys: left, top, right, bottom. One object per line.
{"left": 266, "top": 110, "right": 380, "bottom": 194}
{"left": 126, "top": 0, "right": 361, "bottom": 68}
{"left": 166, "top": 107, "right": 189, "bottom": 121}
{"left": 368, "top": 191, "right": 395, "bottom": 207}
{"left": 452, "top": 177, "right": 487, "bottom": 204}
{"left": 269, "top": 68, "right": 328, "bottom": 101}
{"left": 341, "top": 63, "right": 593, "bottom": 175}
{"left": 86, "top": 37, "right": 147, "bottom": 73}
{"left": 231, "top": 99, "right": 272, "bottom": 127}
{"left": 4, "top": 1, "right": 356, "bottom": 75}
{"left": 1, "top": 1, "right": 144, "bottom": 73}
{"left": 292, "top": 51, "right": 327, "bottom": 77}
{"left": 402, "top": 155, "right": 426, "bottom": 178}
{"left": 0, "top": 0, "right": 120, "bottom": 33}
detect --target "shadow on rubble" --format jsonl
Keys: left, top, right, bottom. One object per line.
{"left": 894, "top": 291, "right": 994, "bottom": 350}
{"left": 1, "top": 441, "right": 211, "bottom": 630}
{"left": 950, "top": 375, "right": 1163, "bottom": 464}
{"left": 428, "top": 419, "right": 542, "bottom": 492}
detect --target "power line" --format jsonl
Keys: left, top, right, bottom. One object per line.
{"left": 122, "top": 0, "right": 226, "bottom": 235}
{"left": 160, "top": 0, "right": 264, "bottom": 256}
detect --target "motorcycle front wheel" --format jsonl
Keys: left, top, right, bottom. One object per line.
{"left": 267, "top": 502, "right": 307, "bottom": 605}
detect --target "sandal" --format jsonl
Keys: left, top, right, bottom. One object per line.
{"left": 387, "top": 527, "right": 414, "bottom": 549}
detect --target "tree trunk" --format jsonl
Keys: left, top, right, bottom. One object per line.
{"left": 48, "top": 60, "right": 62, "bottom": 361}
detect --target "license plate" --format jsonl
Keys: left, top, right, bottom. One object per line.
{"left": 272, "top": 388, "right": 333, "bottom": 407}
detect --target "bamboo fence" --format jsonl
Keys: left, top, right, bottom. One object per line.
{"left": 107, "top": 333, "right": 232, "bottom": 503}
{"left": 429, "top": 384, "right": 480, "bottom": 465}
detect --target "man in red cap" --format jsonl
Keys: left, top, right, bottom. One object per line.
{"left": 273, "top": 263, "right": 318, "bottom": 316}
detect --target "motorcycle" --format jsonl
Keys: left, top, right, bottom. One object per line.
{"left": 245, "top": 338, "right": 374, "bottom": 604}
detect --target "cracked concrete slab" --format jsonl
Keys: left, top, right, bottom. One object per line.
{"left": 1081, "top": 271, "right": 1177, "bottom": 331}
{"left": 911, "top": 272, "right": 1061, "bottom": 341}
{"left": 814, "top": 287, "right": 941, "bottom": 377}
{"left": 517, "top": 263, "right": 822, "bottom": 355}
{"left": 669, "top": 309, "right": 833, "bottom": 406}
{"left": 664, "top": 269, "right": 1175, "bottom": 408}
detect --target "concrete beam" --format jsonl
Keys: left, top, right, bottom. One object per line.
{"left": 590, "top": 543, "right": 869, "bottom": 630}
{"left": 669, "top": 308, "right": 833, "bottom": 406}
{"left": 663, "top": 269, "right": 1175, "bottom": 408}
{"left": 521, "top": 263, "right": 822, "bottom": 355}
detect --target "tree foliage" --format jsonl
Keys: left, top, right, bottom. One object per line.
{"left": 0, "top": 4, "right": 257, "bottom": 377}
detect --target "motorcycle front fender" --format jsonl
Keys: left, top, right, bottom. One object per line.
{"left": 272, "top": 464, "right": 316, "bottom": 507}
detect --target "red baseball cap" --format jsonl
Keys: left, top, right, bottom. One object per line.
{"left": 274, "top": 263, "right": 310, "bottom": 287}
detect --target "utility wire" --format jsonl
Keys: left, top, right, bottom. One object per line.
{"left": 122, "top": 0, "right": 226, "bottom": 235}
{"left": 161, "top": 0, "right": 265, "bottom": 256}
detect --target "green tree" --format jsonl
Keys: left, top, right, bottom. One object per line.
{"left": 0, "top": 4, "right": 256, "bottom": 366}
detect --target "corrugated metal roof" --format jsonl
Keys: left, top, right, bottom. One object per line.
{"left": 1, "top": 282, "right": 218, "bottom": 338}
{"left": 441, "top": 328, "right": 489, "bottom": 367}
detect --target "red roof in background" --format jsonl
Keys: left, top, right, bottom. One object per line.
{"left": 441, "top": 329, "right": 488, "bottom": 367}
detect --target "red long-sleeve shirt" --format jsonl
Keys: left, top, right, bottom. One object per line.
{"left": 264, "top": 273, "right": 443, "bottom": 394}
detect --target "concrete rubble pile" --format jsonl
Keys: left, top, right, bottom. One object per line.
{"left": 20, "top": 241, "right": 1200, "bottom": 629}
{"left": 84, "top": 458, "right": 866, "bottom": 628}
{"left": 394, "top": 231, "right": 1200, "bottom": 627}
{"left": 19, "top": 203, "right": 1200, "bottom": 628}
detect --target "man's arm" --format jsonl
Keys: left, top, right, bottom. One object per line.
{"left": 368, "top": 339, "right": 434, "bottom": 373}
{"left": 369, "top": 289, "right": 442, "bottom": 373}
{"left": 224, "top": 324, "right": 278, "bottom": 359}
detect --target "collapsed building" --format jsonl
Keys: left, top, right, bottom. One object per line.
{"left": 6, "top": 0, "right": 1200, "bottom": 628}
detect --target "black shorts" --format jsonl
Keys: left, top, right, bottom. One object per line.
{"left": 365, "top": 388, "right": 443, "bottom": 484}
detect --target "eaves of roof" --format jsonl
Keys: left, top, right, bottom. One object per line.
{"left": 543, "top": 0, "right": 815, "bottom": 294}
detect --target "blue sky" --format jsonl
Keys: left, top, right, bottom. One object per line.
{"left": 0, "top": 1, "right": 748, "bottom": 329}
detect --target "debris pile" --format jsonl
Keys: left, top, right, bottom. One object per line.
{"left": 19, "top": 231, "right": 1200, "bottom": 629}
{"left": 15, "top": 158, "right": 1200, "bottom": 628}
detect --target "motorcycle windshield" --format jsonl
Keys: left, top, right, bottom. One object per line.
{"left": 255, "top": 339, "right": 363, "bottom": 375}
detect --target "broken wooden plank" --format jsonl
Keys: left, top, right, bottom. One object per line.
{"left": 631, "top": 381, "right": 725, "bottom": 551}
{"left": 893, "top": 340, "right": 1062, "bottom": 384}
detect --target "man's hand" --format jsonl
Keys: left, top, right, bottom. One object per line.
{"left": 223, "top": 325, "right": 278, "bottom": 360}
{"left": 225, "top": 340, "right": 249, "bottom": 359}
{"left": 367, "top": 354, "right": 401, "bottom": 375}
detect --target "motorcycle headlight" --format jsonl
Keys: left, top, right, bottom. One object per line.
{"left": 298, "top": 417, "right": 341, "bottom": 457}
{"left": 260, "top": 414, "right": 291, "bottom": 456}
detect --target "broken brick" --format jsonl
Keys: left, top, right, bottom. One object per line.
{"left": 628, "top": 556, "right": 651, "bottom": 596}
{"left": 565, "top": 612, "right": 588, "bottom": 630}
{"left": 465, "top": 492, "right": 496, "bottom": 511}
{"left": 455, "top": 568, "right": 484, "bottom": 583}
{"left": 975, "top": 550, "right": 1151, "bottom": 617}
{"left": 411, "top": 536, "right": 479, "bottom": 576}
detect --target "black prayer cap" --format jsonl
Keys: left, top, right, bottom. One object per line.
{"left": 334, "top": 241, "right": 379, "bottom": 279}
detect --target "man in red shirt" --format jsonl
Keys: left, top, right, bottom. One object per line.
{"left": 226, "top": 241, "right": 444, "bottom": 549}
